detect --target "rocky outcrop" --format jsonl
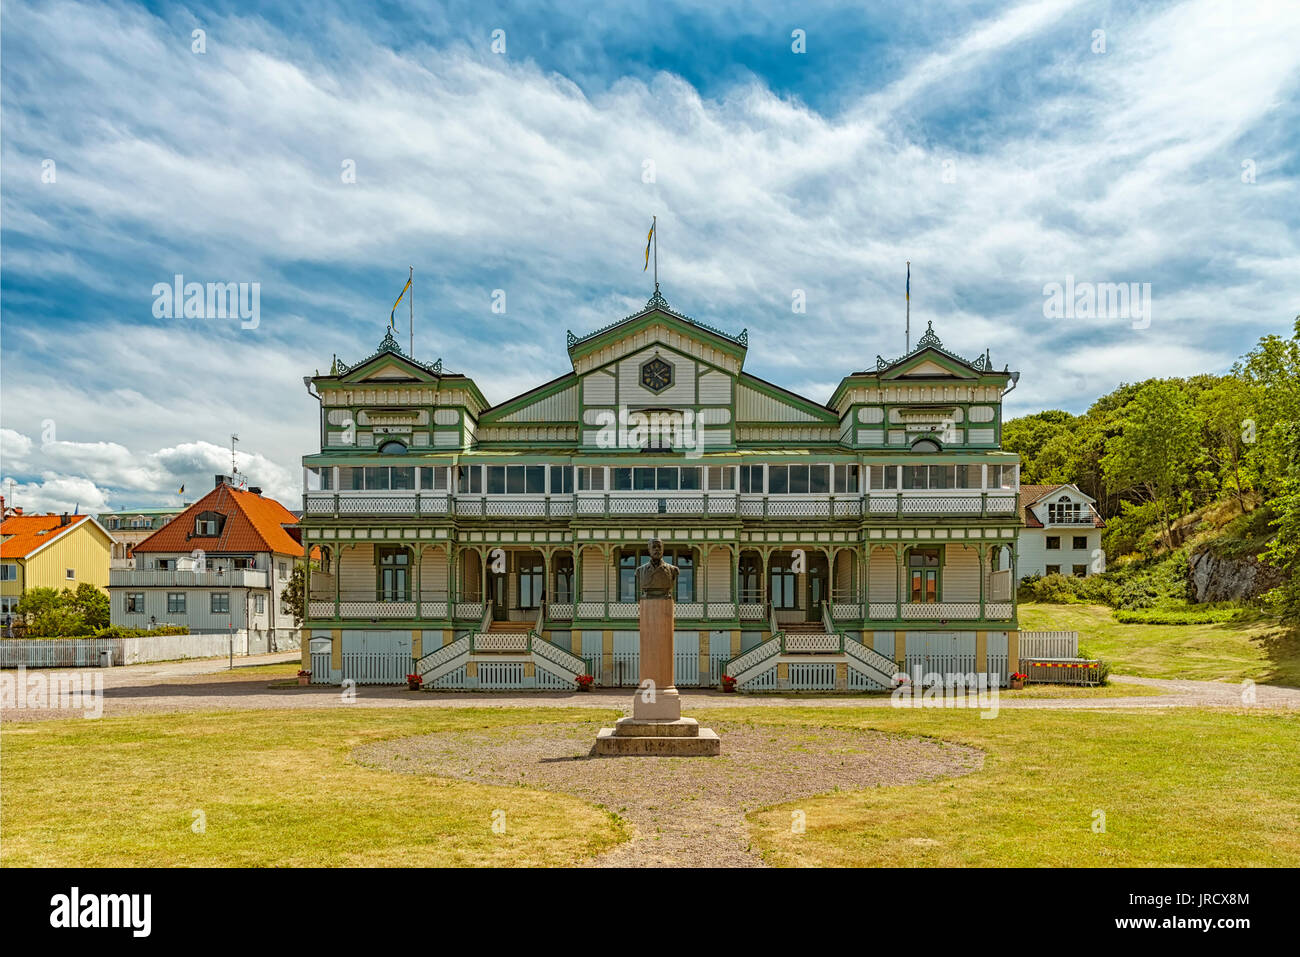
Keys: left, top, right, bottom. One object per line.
{"left": 1188, "top": 549, "right": 1283, "bottom": 603}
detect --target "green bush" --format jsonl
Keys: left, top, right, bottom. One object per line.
{"left": 93, "top": 625, "right": 190, "bottom": 639}
{"left": 1112, "top": 607, "right": 1245, "bottom": 625}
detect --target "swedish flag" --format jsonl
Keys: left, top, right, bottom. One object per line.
{"left": 390, "top": 277, "right": 412, "bottom": 331}
{"left": 644, "top": 220, "right": 655, "bottom": 271}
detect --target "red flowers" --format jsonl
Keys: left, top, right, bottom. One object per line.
{"left": 575, "top": 673, "right": 595, "bottom": 690}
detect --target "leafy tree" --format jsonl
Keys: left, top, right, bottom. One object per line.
{"left": 66, "top": 583, "right": 110, "bottom": 631}
{"left": 281, "top": 563, "right": 306, "bottom": 627}
{"left": 1101, "top": 379, "right": 1201, "bottom": 548}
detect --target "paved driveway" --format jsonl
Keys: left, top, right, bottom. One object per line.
{"left": 3, "top": 654, "right": 1298, "bottom": 721}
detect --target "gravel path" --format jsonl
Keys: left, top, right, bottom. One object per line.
{"left": 354, "top": 720, "right": 983, "bottom": 867}
{"left": 3, "top": 656, "right": 1298, "bottom": 721}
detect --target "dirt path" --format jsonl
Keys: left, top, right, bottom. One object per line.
{"left": 3, "top": 656, "right": 1298, "bottom": 722}
{"left": 354, "top": 720, "right": 983, "bottom": 867}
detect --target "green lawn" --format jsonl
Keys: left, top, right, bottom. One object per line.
{"left": 1019, "top": 603, "right": 1300, "bottom": 686}
{"left": 4, "top": 704, "right": 1298, "bottom": 867}
{"left": 0, "top": 708, "right": 628, "bottom": 867}
{"left": 737, "top": 706, "right": 1300, "bottom": 867}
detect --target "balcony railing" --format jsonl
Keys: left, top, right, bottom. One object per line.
{"left": 302, "top": 490, "right": 1019, "bottom": 520}
{"left": 111, "top": 568, "right": 270, "bottom": 588}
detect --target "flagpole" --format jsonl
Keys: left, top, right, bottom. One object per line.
{"left": 408, "top": 266, "right": 414, "bottom": 356}
{"left": 905, "top": 260, "right": 911, "bottom": 352}
{"left": 653, "top": 215, "right": 658, "bottom": 292}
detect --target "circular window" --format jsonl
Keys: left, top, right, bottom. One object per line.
{"left": 379, "top": 440, "right": 408, "bottom": 454}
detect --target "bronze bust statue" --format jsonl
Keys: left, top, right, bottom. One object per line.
{"left": 635, "top": 538, "right": 679, "bottom": 599}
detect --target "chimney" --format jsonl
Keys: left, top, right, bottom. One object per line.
{"left": 249, "top": 487, "right": 262, "bottom": 495}
{"left": 215, "top": 474, "right": 232, "bottom": 488}
{"left": 60, "top": 512, "right": 70, "bottom": 526}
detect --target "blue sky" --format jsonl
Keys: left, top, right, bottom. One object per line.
{"left": 2, "top": 0, "right": 1298, "bottom": 511}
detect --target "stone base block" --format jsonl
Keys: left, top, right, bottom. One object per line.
{"left": 593, "top": 726, "right": 721, "bottom": 756}
{"left": 612, "top": 717, "right": 702, "bottom": 737}
{"left": 631, "top": 686, "right": 681, "bottom": 720}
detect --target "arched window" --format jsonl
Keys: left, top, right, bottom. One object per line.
{"left": 910, "top": 438, "right": 941, "bottom": 452}
{"left": 378, "top": 440, "right": 408, "bottom": 454}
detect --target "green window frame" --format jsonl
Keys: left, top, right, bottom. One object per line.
{"left": 376, "top": 547, "right": 411, "bottom": 601}
{"left": 906, "top": 548, "right": 943, "bottom": 603}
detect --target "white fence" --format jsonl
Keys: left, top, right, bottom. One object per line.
{"left": 0, "top": 632, "right": 268, "bottom": 668}
{"left": 1019, "top": 630, "right": 1079, "bottom": 659}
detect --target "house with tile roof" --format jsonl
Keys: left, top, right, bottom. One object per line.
{"left": 1017, "top": 483, "right": 1106, "bottom": 581}
{"left": 108, "top": 475, "right": 309, "bottom": 652}
{"left": 96, "top": 505, "right": 192, "bottom": 567}
{"left": 1, "top": 512, "right": 114, "bottom": 625}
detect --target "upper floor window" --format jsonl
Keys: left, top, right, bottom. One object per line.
{"left": 194, "top": 511, "right": 225, "bottom": 536}
{"left": 577, "top": 467, "right": 605, "bottom": 491}
{"left": 911, "top": 439, "right": 942, "bottom": 452}
{"left": 486, "top": 465, "right": 546, "bottom": 495}
{"left": 549, "top": 466, "right": 574, "bottom": 494}
{"left": 611, "top": 467, "right": 701, "bottom": 492}
{"left": 0, "top": 564, "right": 16, "bottom": 581}
{"left": 1048, "top": 500, "right": 1084, "bottom": 523}
{"left": 457, "top": 466, "right": 484, "bottom": 494}
{"left": 738, "top": 465, "right": 763, "bottom": 493}
{"left": 378, "top": 440, "right": 408, "bottom": 454}
{"left": 618, "top": 546, "right": 693, "bottom": 602}
{"left": 902, "top": 465, "right": 979, "bottom": 490}
{"left": 418, "top": 467, "right": 449, "bottom": 491}
{"left": 707, "top": 466, "right": 736, "bottom": 491}
{"left": 768, "top": 464, "right": 830, "bottom": 494}
{"left": 990, "top": 464, "right": 1018, "bottom": 489}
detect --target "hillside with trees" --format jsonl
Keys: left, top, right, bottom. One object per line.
{"left": 1004, "top": 317, "right": 1300, "bottom": 624}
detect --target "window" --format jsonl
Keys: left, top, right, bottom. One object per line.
{"left": 990, "top": 464, "right": 1017, "bottom": 489}
{"left": 1046, "top": 565, "right": 1061, "bottom": 576}
{"left": 278, "top": 562, "right": 287, "bottom": 579}
{"left": 377, "top": 547, "right": 410, "bottom": 601}
{"left": 210, "top": 592, "right": 230, "bottom": 614}
{"left": 1073, "top": 536, "right": 1088, "bottom": 550}
{"left": 254, "top": 594, "right": 266, "bottom": 614}
{"left": 194, "top": 511, "right": 225, "bottom": 536}
{"left": 517, "top": 554, "right": 544, "bottom": 609}
{"left": 577, "top": 467, "right": 605, "bottom": 491}
{"left": 769, "top": 555, "right": 798, "bottom": 609}
{"left": 907, "top": 549, "right": 941, "bottom": 603}
{"left": 167, "top": 593, "right": 186, "bottom": 613}
{"left": 707, "top": 466, "right": 735, "bottom": 490}
{"left": 618, "top": 547, "right": 693, "bottom": 602}
{"left": 0, "top": 564, "right": 15, "bottom": 581}
{"left": 456, "top": 466, "right": 483, "bottom": 494}
{"left": 1072, "top": 565, "right": 1087, "bottom": 577}
{"left": 485, "top": 464, "right": 546, "bottom": 494}
{"left": 1046, "top": 536, "right": 1061, "bottom": 550}
{"left": 378, "top": 440, "right": 408, "bottom": 454}
{"left": 834, "top": 464, "right": 859, "bottom": 493}
{"left": 869, "top": 465, "right": 899, "bottom": 490}
{"left": 911, "top": 439, "right": 941, "bottom": 452}
{"left": 66, "top": 568, "right": 75, "bottom": 580}
{"left": 739, "top": 465, "right": 763, "bottom": 493}
{"left": 418, "top": 467, "right": 448, "bottom": 491}
{"left": 549, "top": 466, "right": 574, "bottom": 494}
{"left": 125, "top": 593, "right": 144, "bottom": 613}
{"left": 766, "top": 464, "right": 831, "bottom": 494}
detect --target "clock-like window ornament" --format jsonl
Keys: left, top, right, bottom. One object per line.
{"left": 640, "top": 356, "right": 673, "bottom": 393}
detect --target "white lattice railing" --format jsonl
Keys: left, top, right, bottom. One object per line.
{"left": 676, "top": 602, "right": 704, "bottom": 618}
{"left": 784, "top": 633, "right": 840, "bottom": 653}
{"left": 415, "top": 636, "right": 471, "bottom": 682}
{"left": 609, "top": 603, "right": 640, "bottom": 618}
{"left": 726, "top": 636, "right": 782, "bottom": 683}
{"left": 454, "top": 602, "right": 484, "bottom": 619}
{"left": 986, "top": 602, "right": 1013, "bottom": 619}
{"left": 576, "top": 601, "right": 605, "bottom": 618}
{"left": 708, "top": 602, "right": 736, "bottom": 619}
{"left": 548, "top": 602, "right": 574, "bottom": 620}
{"left": 842, "top": 636, "right": 901, "bottom": 686}
{"left": 530, "top": 637, "right": 587, "bottom": 675}
{"left": 868, "top": 602, "right": 897, "bottom": 619}
{"left": 473, "top": 632, "right": 528, "bottom": 652}
{"left": 308, "top": 600, "right": 335, "bottom": 618}
{"left": 832, "top": 603, "right": 862, "bottom": 619}
{"left": 336, "top": 601, "right": 415, "bottom": 618}
{"left": 738, "top": 603, "right": 765, "bottom": 620}
{"left": 901, "top": 602, "right": 980, "bottom": 619}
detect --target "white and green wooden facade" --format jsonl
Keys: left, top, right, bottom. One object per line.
{"left": 298, "top": 292, "right": 1024, "bottom": 691}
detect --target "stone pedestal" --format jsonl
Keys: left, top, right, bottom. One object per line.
{"left": 593, "top": 593, "right": 721, "bottom": 757}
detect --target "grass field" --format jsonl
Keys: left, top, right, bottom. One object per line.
{"left": 1019, "top": 603, "right": 1300, "bottom": 686}
{"left": 4, "top": 704, "right": 1297, "bottom": 867}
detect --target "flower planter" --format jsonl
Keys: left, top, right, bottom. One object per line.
{"left": 297, "top": 675, "right": 310, "bottom": 687}
{"left": 408, "top": 680, "right": 422, "bottom": 691}
{"left": 1010, "top": 677, "right": 1025, "bottom": 690}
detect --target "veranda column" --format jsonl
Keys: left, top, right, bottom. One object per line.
{"left": 977, "top": 543, "right": 986, "bottom": 621}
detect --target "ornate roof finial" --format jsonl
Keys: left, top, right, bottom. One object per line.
{"left": 646, "top": 287, "right": 669, "bottom": 311}
{"left": 915, "top": 320, "right": 941, "bottom": 351}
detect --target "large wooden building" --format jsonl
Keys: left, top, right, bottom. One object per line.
{"left": 298, "top": 291, "right": 1023, "bottom": 691}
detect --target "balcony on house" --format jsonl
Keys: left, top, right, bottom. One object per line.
{"left": 109, "top": 567, "right": 271, "bottom": 588}
{"left": 301, "top": 462, "right": 1018, "bottom": 521}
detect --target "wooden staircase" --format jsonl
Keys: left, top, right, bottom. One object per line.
{"left": 781, "top": 622, "right": 827, "bottom": 634}
{"left": 486, "top": 621, "right": 532, "bottom": 633}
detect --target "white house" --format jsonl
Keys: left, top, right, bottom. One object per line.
{"left": 1017, "top": 484, "right": 1105, "bottom": 580}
